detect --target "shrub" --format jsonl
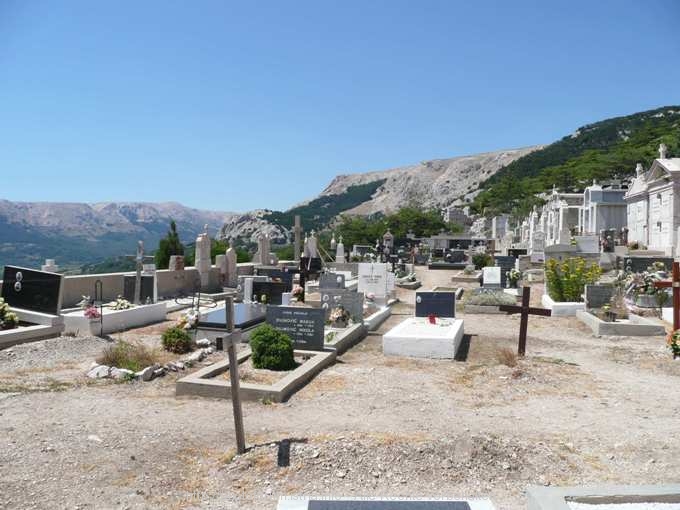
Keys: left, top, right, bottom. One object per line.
{"left": 0, "top": 298, "right": 19, "bottom": 330}
{"left": 496, "top": 347, "right": 518, "bottom": 367}
{"left": 545, "top": 257, "right": 601, "bottom": 303}
{"left": 98, "top": 340, "right": 158, "bottom": 372}
{"left": 472, "top": 253, "right": 493, "bottom": 270}
{"left": 249, "top": 324, "right": 296, "bottom": 371}
{"left": 162, "top": 326, "right": 194, "bottom": 354}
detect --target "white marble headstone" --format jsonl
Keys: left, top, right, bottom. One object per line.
{"left": 482, "top": 266, "right": 501, "bottom": 287}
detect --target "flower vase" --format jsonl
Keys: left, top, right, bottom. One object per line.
{"left": 332, "top": 319, "right": 348, "bottom": 329}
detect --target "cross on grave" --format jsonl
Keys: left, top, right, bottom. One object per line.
{"left": 125, "top": 241, "right": 155, "bottom": 305}
{"left": 654, "top": 261, "right": 680, "bottom": 331}
{"left": 498, "top": 286, "right": 551, "bottom": 356}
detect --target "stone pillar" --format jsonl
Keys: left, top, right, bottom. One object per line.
{"left": 195, "top": 228, "right": 212, "bottom": 289}
{"left": 225, "top": 242, "right": 238, "bottom": 288}
{"left": 243, "top": 277, "right": 254, "bottom": 303}
{"left": 215, "top": 254, "right": 227, "bottom": 285}
{"left": 294, "top": 215, "right": 302, "bottom": 262}
{"left": 336, "top": 236, "right": 345, "bottom": 263}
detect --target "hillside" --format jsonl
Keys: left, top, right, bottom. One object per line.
{"left": 0, "top": 201, "right": 234, "bottom": 270}
{"left": 472, "top": 106, "right": 680, "bottom": 216}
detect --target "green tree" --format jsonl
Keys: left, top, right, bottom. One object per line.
{"left": 155, "top": 220, "right": 185, "bottom": 269}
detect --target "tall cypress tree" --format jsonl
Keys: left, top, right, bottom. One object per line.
{"left": 155, "top": 220, "right": 185, "bottom": 269}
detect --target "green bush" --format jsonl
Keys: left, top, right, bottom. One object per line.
{"left": 161, "top": 326, "right": 194, "bottom": 354}
{"left": 249, "top": 324, "right": 296, "bottom": 371}
{"left": 472, "top": 253, "right": 493, "bottom": 270}
{"left": 545, "top": 257, "right": 601, "bottom": 302}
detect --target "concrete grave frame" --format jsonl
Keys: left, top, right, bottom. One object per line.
{"left": 278, "top": 496, "right": 497, "bottom": 510}
{"left": 527, "top": 484, "right": 680, "bottom": 510}
{"left": 576, "top": 310, "right": 666, "bottom": 336}
{"left": 62, "top": 302, "right": 166, "bottom": 335}
{"left": 541, "top": 293, "right": 585, "bottom": 317}
{"left": 322, "top": 323, "right": 367, "bottom": 354}
{"left": 176, "top": 346, "right": 336, "bottom": 402}
{"left": 0, "top": 309, "right": 64, "bottom": 349}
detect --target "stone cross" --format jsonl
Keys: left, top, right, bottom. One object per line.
{"left": 654, "top": 261, "right": 680, "bottom": 331}
{"left": 498, "top": 286, "right": 551, "bottom": 356}
{"left": 126, "top": 241, "right": 154, "bottom": 305}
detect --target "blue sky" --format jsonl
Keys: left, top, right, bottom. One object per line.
{"left": 1, "top": 0, "right": 678, "bottom": 213}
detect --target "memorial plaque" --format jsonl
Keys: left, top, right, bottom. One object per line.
{"left": 123, "top": 275, "right": 155, "bottom": 303}
{"left": 357, "top": 263, "right": 388, "bottom": 298}
{"left": 1, "top": 266, "right": 64, "bottom": 315}
{"left": 252, "top": 281, "right": 289, "bottom": 305}
{"left": 308, "top": 502, "right": 471, "bottom": 510}
{"left": 320, "top": 290, "right": 364, "bottom": 323}
{"left": 319, "top": 272, "right": 345, "bottom": 289}
{"left": 415, "top": 291, "right": 456, "bottom": 318}
{"left": 266, "top": 306, "right": 325, "bottom": 350}
{"left": 507, "top": 248, "right": 527, "bottom": 259}
{"left": 623, "top": 256, "right": 673, "bottom": 274}
{"left": 482, "top": 266, "right": 501, "bottom": 288}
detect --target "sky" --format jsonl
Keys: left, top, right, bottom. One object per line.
{"left": 0, "top": 1, "right": 679, "bottom": 213}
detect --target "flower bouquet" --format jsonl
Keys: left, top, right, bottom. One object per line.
{"left": 506, "top": 269, "right": 521, "bottom": 288}
{"left": 329, "top": 306, "right": 351, "bottom": 328}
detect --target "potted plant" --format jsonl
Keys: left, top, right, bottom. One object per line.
{"left": 329, "top": 306, "right": 351, "bottom": 328}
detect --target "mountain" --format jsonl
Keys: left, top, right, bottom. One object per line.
{"left": 0, "top": 201, "right": 235, "bottom": 271}
{"left": 472, "top": 105, "right": 680, "bottom": 215}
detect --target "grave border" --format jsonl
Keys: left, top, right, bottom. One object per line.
{"left": 576, "top": 310, "right": 666, "bottom": 336}
{"left": 541, "top": 293, "right": 585, "bottom": 317}
{"left": 527, "top": 484, "right": 680, "bottom": 510}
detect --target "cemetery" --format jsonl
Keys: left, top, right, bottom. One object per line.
{"left": 4, "top": 188, "right": 680, "bottom": 509}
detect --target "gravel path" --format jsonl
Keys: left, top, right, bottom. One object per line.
{"left": 1, "top": 268, "right": 679, "bottom": 509}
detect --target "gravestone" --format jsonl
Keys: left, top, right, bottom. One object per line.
{"left": 623, "top": 256, "right": 674, "bottom": 273}
{"left": 544, "top": 243, "right": 579, "bottom": 262}
{"left": 1, "top": 266, "right": 63, "bottom": 315}
{"left": 481, "top": 266, "right": 501, "bottom": 288}
{"left": 584, "top": 284, "right": 614, "bottom": 309}
{"left": 530, "top": 231, "right": 545, "bottom": 262}
{"left": 266, "top": 306, "right": 325, "bottom": 350}
{"left": 256, "top": 267, "right": 294, "bottom": 289}
{"left": 357, "top": 263, "right": 388, "bottom": 299}
{"left": 252, "top": 281, "right": 289, "bottom": 305}
{"left": 319, "top": 272, "right": 346, "bottom": 289}
{"left": 198, "top": 303, "right": 266, "bottom": 330}
{"left": 320, "top": 289, "right": 364, "bottom": 323}
{"left": 415, "top": 291, "right": 456, "bottom": 318}
{"left": 574, "top": 235, "right": 598, "bottom": 253}
{"left": 300, "top": 257, "right": 323, "bottom": 273}
{"left": 123, "top": 275, "right": 155, "bottom": 303}
{"left": 225, "top": 242, "right": 238, "bottom": 287}
{"left": 168, "top": 255, "right": 185, "bottom": 271}
{"left": 507, "top": 248, "right": 527, "bottom": 259}
{"left": 494, "top": 256, "right": 516, "bottom": 287}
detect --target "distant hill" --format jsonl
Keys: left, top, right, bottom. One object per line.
{"left": 0, "top": 201, "right": 234, "bottom": 271}
{"left": 472, "top": 106, "right": 680, "bottom": 216}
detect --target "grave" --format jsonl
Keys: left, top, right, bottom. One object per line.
{"left": 0, "top": 266, "right": 65, "bottom": 348}
{"left": 252, "top": 280, "right": 289, "bottom": 305}
{"left": 383, "top": 291, "right": 464, "bottom": 359}
{"left": 266, "top": 306, "right": 326, "bottom": 350}
{"left": 493, "top": 255, "right": 516, "bottom": 287}
{"left": 319, "top": 272, "right": 346, "bottom": 289}
{"left": 527, "top": 484, "right": 680, "bottom": 510}
{"left": 197, "top": 302, "right": 267, "bottom": 336}
{"left": 277, "top": 497, "right": 496, "bottom": 510}
{"left": 576, "top": 310, "right": 666, "bottom": 336}
{"left": 624, "top": 256, "right": 674, "bottom": 274}
{"left": 123, "top": 274, "right": 155, "bottom": 304}
{"left": 357, "top": 263, "right": 389, "bottom": 304}
{"left": 481, "top": 266, "right": 501, "bottom": 288}
{"left": 320, "top": 289, "right": 364, "bottom": 324}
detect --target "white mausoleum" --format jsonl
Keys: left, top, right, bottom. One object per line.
{"left": 624, "top": 144, "right": 680, "bottom": 254}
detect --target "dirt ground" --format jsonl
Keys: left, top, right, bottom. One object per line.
{"left": 1, "top": 267, "right": 679, "bottom": 510}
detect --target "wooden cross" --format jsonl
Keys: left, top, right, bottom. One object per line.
{"left": 222, "top": 296, "right": 246, "bottom": 454}
{"left": 498, "top": 286, "right": 551, "bottom": 356}
{"left": 654, "top": 261, "right": 680, "bottom": 331}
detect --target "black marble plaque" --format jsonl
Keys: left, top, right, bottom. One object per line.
{"left": 494, "top": 256, "right": 516, "bottom": 287}
{"left": 623, "top": 256, "right": 673, "bottom": 274}
{"left": 255, "top": 267, "right": 294, "bottom": 289}
{"left": 444, "top": 250, "right": 466, "bottom": 263}
{"left": 309, "top": 501, "right": 470, "bottom": 510}
{"left": 319, "top": 272, "right": 346, "bottom": 289}
{"left": 252, "top": 281, "right": 289, "bottom": 305}
{"left": 507, "top": 248, "right": 527, "bottom": 258}
{"left": 198, "top": 303, "right": 267, "bottom": 330}
{"left": 415, "top": 291, "right": 456, "bottom": 318}
{"left": 320, "top": 289, "right": 364, "bottom": 323}
{"left": 266, "top": 306, "right": 325, "bottom": 350}
{"left": 1, "top": 266, "right": 63, "bottom": 315}
{"left": 300, "top": 257, "right": 323, "bottom": 273}
{"left": 123, "top": 275, "right": 155, "bottom": 303}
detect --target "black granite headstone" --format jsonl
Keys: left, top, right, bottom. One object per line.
{"left": 123, "top": 275, "right": 155, "bottom": 303}
{"left": 1, "top": 266, "right": 63, "bottom": 315}
{"left": 252, "top": 281, "right": 289, "bottom": 305}
{"left": 266, "top": 306, "right": 325, "bottom": 350}
{"left": 507, "top": 248, "right": 527, "bottom": 259}
{"left": 494, "top": 256, "right": 516, "bottom": 287}
{"left": 415, "top": 291, "right": 456, "bottom": 318}
{"left": 300, "top": 257, "right": 323, "bottom": 273}
{"left": 309, "top": 501, "right": 470, "bottom": 510}
{"left": 623, "top": 256, "right": 673, "bottom": 273}
{"left": 320, "top": 290, "right": 364, "bottom": 323}
{"left": 319, "top": 272, "right": 346, "bottom": 289}
{"left": 255, "top": 267, "right": 294, "bottom": 289}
